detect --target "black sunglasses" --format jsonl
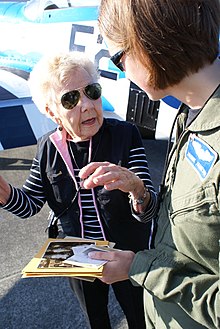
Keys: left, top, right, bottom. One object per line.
{"left": 61, "top": 83, "right": 102, "bottom": 110}
{"left": 110, "top": 50, "right": 125, "bottom": 72}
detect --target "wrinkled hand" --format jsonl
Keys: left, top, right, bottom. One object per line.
{"left": 79, "top": 161, "right": 142, "bottom": 195}
{"left": 88, "top": 249, "right": 135, "bottom": 284}
{"left": 0, "top": 175, "right": 11, "bottom": 205}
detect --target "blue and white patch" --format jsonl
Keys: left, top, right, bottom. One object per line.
{"left": 185, "top": 134, "right": 218, "bottom": 180}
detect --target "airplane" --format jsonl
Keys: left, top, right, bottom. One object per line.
{"left": 0, "top": 0, "right": 180, "bottom": 150}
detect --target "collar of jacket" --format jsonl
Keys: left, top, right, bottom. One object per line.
{"left": 188, "top": 85, "right": 220, "bottom": 132}
{"left": 48, "top": 119, "right": 107, "bottom": 176}
{"left": 49, "top": 128, "right": 75, "bottom": 179}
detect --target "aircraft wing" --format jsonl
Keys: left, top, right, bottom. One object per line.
{"left": 0, "top": 69, "right": 57, "bottom": 150}
{"left": 0, "top": 0, "right": 180, "bottom": 150}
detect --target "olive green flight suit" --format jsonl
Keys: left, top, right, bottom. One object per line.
{"left": 129, "top": 86, "right": 220, "bottom": 328}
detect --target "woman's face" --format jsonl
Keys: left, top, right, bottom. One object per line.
{"left": 51, "top": 67, "right": 103, "bottom": 142}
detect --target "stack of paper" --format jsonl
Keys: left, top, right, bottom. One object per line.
{"left": 22, "top": 237, "right": 111, "bottom": 280}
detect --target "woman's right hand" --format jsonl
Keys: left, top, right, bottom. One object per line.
{"left": 0, "top": 175, "right": 11, "bottom": 205}
{"left": 88, "top": 249, "right": 135, "bottom": 284}
{"left": 80, "top": 161, "right": 144, "bottom": 194}
{"left": 79, "top": 162, "right": 151, "bottom": 213}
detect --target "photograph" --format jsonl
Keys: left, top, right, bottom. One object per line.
{"left": 38, "top": 241, "right": 93, "bottom": 269}
{"left": 63, "top": 244, "right": 109, "bottom": 268}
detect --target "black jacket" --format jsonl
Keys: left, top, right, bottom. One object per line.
{"left": 37, "top": 119, "right": 152, "bottom": 252}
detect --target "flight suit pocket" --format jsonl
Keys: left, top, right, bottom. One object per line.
{"left": 170, "top": 183, "right": 219, "bottom": 223}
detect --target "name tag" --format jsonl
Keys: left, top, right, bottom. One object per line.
{"left": 185, "top": 134, "right": 217, "bottom": 180}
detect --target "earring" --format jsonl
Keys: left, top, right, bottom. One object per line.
{"left": 57, "top": 118, "right": 63, "bottom": 131}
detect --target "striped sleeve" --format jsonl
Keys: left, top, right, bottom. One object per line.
{"left": 2, "top": 158, "right": 46, "bottom": 218}
{"left": 128, "top": 145, "right": 157, "bottom": 223}
{"left": 128, "top": 125, "right": 158, "bottom": 223}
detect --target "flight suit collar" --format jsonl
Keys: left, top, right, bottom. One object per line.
{"left": 188, "top": 85, "right": 220, "bottom": 132}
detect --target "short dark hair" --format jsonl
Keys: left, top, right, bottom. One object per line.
{"left": 98, "top": 0, "right": 220, "bottom": 89}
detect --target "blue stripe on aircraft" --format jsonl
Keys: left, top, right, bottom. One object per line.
{"left": 0, "top": 2, "right": 98, "bottom": 23}
{"left": 0, "top": 2, "right": 23, "bottom": 18}
{"left": 102, "top": 96, "right": 114, "bottom": 112}
{"left": 42, "top": 7, "right": 99, "bottom": 23}
{"left": 0, "top": 87, "right": 36, "bottom": 149}
{"left": 0, "top": 51, "right": 41, "bottom": 72}
{"left": 0, "top": 105, "right": 37, "bottom": 149}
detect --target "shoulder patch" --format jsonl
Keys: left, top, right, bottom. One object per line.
{"left": 185, "top": 134, "right": 218, "bottom": 180}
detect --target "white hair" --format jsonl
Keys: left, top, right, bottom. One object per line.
{"left": 28, "top": 51, "right": 100, "bottom": 115}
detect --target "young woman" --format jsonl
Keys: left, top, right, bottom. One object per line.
{"left": 82, "top": 1, "right": 220, "bottom": 328}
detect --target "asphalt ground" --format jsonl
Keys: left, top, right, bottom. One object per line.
{"left": 0, "top": 138, "right": 167, "bottom": 329}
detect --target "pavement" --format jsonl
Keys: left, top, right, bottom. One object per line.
{"left": 0, "top": 139, "right": 167, "bottom": 329}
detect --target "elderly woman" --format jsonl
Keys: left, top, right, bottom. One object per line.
{"left": 0, "top": 51, "right": 157, "bottom": 329}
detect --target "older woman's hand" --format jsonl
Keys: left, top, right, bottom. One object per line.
{"left": 0, "top": 175, "right": 11, "bottom": 205}
{"left": 79, "top": 161, "right": 142, "bottom": 194}
{"left": 79, "top": 162, "right": 151, "bottom": 213}
{"left": 88, "top": 248, "right": 135, "bottom": 284}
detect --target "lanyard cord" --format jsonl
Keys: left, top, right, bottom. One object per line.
{"left": 47, "top": 127, "right": 105, "bottom": 230}
{"left": 46, "top": 186, "right": 81, "bottom": 230}
{"left": 63, "top": 131, "right": 106, "bottom": 239}
{"left": 46, "top": 138, "right": 92, "bottom": 230}
{"left": 52, "top": 137, "right": 93, "bottom": 223}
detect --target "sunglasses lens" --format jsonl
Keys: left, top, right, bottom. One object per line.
{"left": 117, "top": 62, "right": 124, "bottom": 72}
{"left": 110, "top": 50, "right": 125, "bottom": 72}
{"left": 61, "top": 83, "right": 101, "bottom": 109}
{"left": 61, "top": 90, "right": 80, "bottom": 109}
{"left": 84, "top": 83, "right": 102, "bottom": 100}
